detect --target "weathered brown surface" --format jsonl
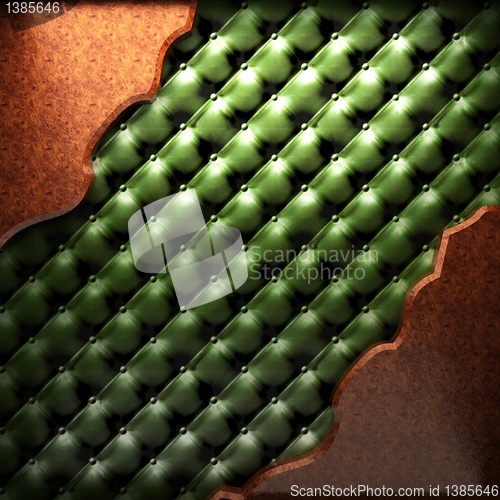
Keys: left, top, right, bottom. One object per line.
{"left": 212, "top": 205, "right": 500, "bottom": 499}
{"left": 0, "top": 0, "right": 196, "bottom": 247}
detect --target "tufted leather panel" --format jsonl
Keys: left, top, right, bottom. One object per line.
{"left": 0, "top": 1, "right": 500, "bottom": 499}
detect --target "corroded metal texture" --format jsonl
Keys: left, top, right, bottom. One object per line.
{"left": 0, "top": 1, "right": 196, "bottom": 247}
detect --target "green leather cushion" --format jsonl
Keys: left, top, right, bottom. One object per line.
{"left": 0, "top": 0, "right": 499, "bottom": 499}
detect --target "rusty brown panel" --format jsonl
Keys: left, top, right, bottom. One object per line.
{"left": 0, "top": 0, "right": 197, "bottom": 248}
{"left": 211, "top": 205, "right": 500, "bottom": 499}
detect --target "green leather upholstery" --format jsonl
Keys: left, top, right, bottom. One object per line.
{"left": 1, "top": 1, "right": 500, "bottom": 499}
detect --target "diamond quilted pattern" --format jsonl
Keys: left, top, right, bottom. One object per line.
{"left": 1, "top": 1, "right": 500, "bottom": 499}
